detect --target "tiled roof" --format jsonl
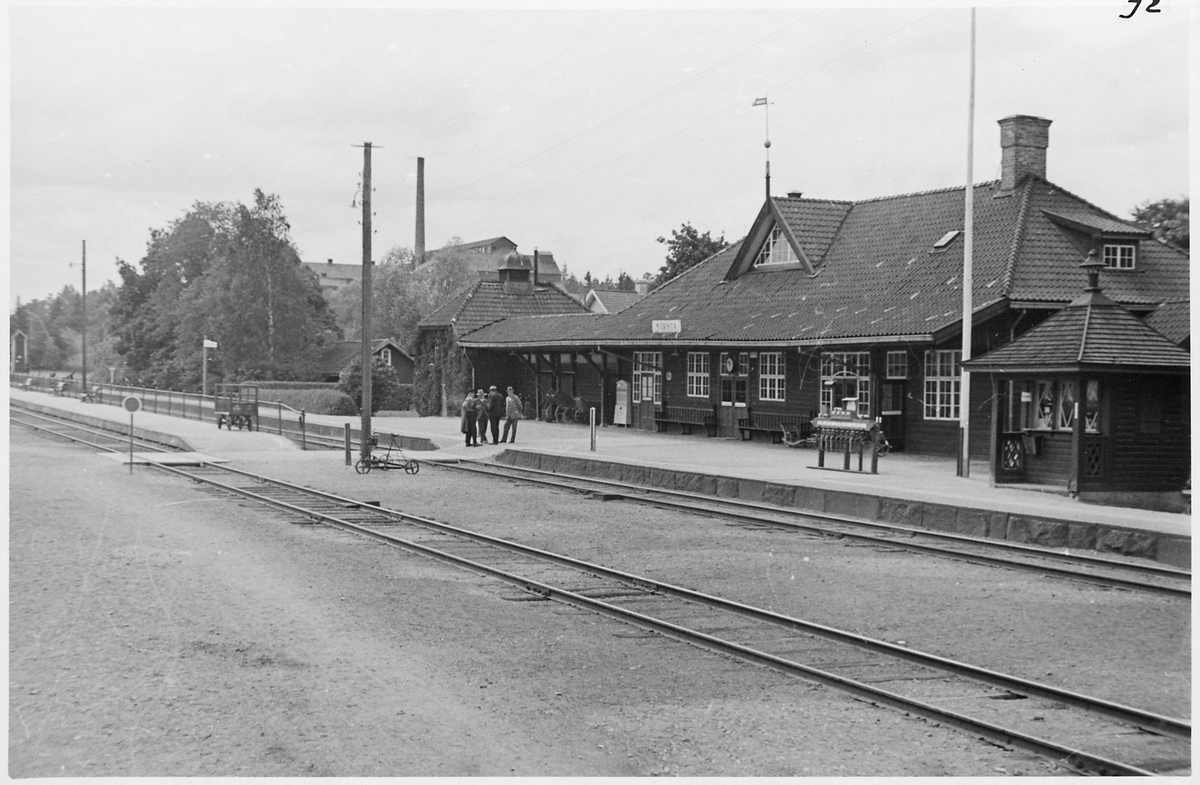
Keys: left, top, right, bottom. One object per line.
{"left": 1007, "top": 181, "right": 1187, "bottom": 306}
{"left": 458, "top": 178, "right": 1189, "bottom": 349}
{"left": 1144, "top": 300, "right": 1190, "bottom": 345}
{"left": 771, "top": 197, "right": 853, "bottom": 265}
{"left": 588, "top": 289, "right": 643, "bottom": 314}
{"left": 964, "top": 290, "right": 1190, "bottom": 372}
{"left": 418, "top": 281, "right": 589, "bottom": 339}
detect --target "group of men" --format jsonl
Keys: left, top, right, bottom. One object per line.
{"left": 460, "top": 385, "right": 522, "bottom": 447}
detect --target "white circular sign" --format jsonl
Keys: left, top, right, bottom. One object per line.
{"left": 122, "top": 396, "right": 142, "bottom": 413}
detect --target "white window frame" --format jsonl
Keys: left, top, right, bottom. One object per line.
{"left": 758, "top": 352, "right": 785, "bottom": 402}
{"left": 380, "top": 347, "right": 393, "bottom": 366}
{"left": 923, "top": 350, "right": 961, "bottom": 421}
{"left": 1102, "top": 243, "right": 1136, "bottom": 270}
{"left": 754, "top": 225, "right": 799, "bottom": 268}
{"left": 686, "top": 352, "right": 710, "bottom": 398}
{"left": 886, "top": 351, "right": 908, "bottom": 380}
{"left": 820, "top": 351, "right": 871, "bottom": 415}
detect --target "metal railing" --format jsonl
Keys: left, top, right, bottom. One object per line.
{"left": 10, "top": 373, "right": 308, "bottom": 449}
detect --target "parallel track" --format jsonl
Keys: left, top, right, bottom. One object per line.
{"left": 439, "top": 461, "right": 1191, "bottom": 598}
{"left": 11, "top": 407, "right": 1191, "bottom": 776}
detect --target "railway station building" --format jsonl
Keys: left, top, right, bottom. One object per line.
{"left": 434, "top": 115, "right": 1189, "bottom": 475}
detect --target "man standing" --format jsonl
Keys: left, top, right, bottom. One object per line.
{"left": 500, "top": 386, "right": 522, "bottom": 443}
{"left": 475, "top": 389, "right": 489, "bottom": 444}
{"left": 486, "top": 385, "right": 505, "bottom": 445}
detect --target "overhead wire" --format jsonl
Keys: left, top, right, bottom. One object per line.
{"left": 501, "top": 9, "right": 946, "bottom": 203}
{"left": 432, "top": 10, "right": 821, "bottom": 201}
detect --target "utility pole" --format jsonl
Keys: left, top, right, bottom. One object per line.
{"left": 358, "top": 142, "right": 374, "bottom": 461}
{"left": 81, "top": 241, "right": 88, "bottom": 395}
{"left": 958, "top": 8, "right": 976, "bottom": 478}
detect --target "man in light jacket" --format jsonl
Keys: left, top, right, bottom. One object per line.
{"left": 500, "top": 386, "right": 522, "bottom": 443}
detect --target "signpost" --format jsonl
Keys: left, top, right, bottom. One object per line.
{"left": 123, "top": 395, "right": 142, "bottom": 474}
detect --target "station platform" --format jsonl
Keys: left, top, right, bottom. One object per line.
{"left": 9, "top": 387, "right": 1192, "bottom": 568}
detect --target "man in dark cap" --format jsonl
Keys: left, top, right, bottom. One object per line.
{"left": 486, "top": 385, "right": 506, "bottom": 445}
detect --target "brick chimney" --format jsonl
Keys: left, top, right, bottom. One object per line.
{"left": 635, "top": 278, "right": 651, "bottom": 296}
{"left": 998, "top": 115, "right": 1051, "bottom": 192}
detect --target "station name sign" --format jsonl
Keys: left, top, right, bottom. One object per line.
{"left": 651, "top": 319, "right": 682, "bottom": 335}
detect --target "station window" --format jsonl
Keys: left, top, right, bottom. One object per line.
{"left": 923, "top": 350, "right": 960, "bottom": 421}
{"left": 758, "top": 352, "right": 785, "bottom": 401}
{"left": 886, "top": 351, "right": 908, "bottom": 379}
{"left": 686, "top": 352, "right": 710, "bottom": 398}
{"left": 820, "top": 351, "right": 871, "bottom": 415}
{"left": 1103, "top": 243, "right": 1136, "bottom": 270}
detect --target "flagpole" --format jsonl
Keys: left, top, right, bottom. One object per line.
{"left": 958, "top": 8, "right": 976, "bottom": 478}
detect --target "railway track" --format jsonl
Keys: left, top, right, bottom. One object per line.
{"left": 11, "top": 407, "right": 1191, "bottom": 775}
{"left": 439, "top": 461, "right": 1192, "bottom": 599}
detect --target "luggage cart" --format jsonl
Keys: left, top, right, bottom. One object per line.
{"left": 354, "top": 432, "right": 420, "bottom": 475}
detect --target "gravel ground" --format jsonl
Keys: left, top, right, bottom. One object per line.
{"left": 9, "top": 428, "right": 1189, "bottom": 776}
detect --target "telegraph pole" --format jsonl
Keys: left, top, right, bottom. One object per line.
{"left": 359, "top": 142, "right": 374, "bottom": 461}
{"left": 958, "top": 8, "right": 976, "bottom": 477}
{"left": 81, "top": 240, "right": 88, "bottom": 395}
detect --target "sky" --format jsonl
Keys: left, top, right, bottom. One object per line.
{"left": 5, "top": 0, "right": 1194, "bottom": 308}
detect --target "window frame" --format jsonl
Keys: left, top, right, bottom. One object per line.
{"left": 686, "top": 352, "right": 711, "bottom": 398}
{"left": 820, "top": 351, "right": 872, "bottom": 416}
{"left": 753, "top": 225, "right": 800, "bottom": 268}
{"left": 758, "top": 351, "right": 785, "bottom": 402}
{"left": 1102, "top": 243, "right": 1136, "bottom": 270}
{"left": 922, "top": 349, "right": 961, "bottom": 421}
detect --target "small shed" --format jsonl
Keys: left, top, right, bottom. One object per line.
{"left": 964, "top": 254, "right": 1190, "bottom": 512}
{"left": 316, "top": 339, "right": 414, "bottom": 384}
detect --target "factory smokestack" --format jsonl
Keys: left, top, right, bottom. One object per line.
{"left": 415, "top": 157, "right": 425, "bottom": 265}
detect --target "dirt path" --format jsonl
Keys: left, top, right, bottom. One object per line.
{"left": 9, "top": 426, "right": 1128, "bottom": 776}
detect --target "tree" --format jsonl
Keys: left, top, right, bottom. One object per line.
{"left": 654, "top": 222, "right": 728, "bottom": 286}
{"left": 1131, "top": 197, "right": 1189, "bottom": 251}
{"left": 110, "top": 190, "right": 337, "bottom": 389}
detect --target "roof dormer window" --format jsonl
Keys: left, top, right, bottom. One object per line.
{"left": 754, "top": 225, "right": 799, "bottom": 268}
{"left": 1103, "top": 243, "right": 1136, "bottom": 270}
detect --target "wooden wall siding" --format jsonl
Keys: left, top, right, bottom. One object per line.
{"left": 1098, "top": 375, "right": 1190, "bottom": 492}
{"left": 1022, "top": 431, "right": 1074, "bottom": 486}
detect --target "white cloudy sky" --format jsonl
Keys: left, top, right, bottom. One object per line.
{"left": 6, "top": 0, "right": 1193, "bottom": 306}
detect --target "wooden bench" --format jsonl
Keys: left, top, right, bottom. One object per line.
{"left": 737, "top": 408, "right": 812, "bottom": 444}
{"left": 655, "top": 405, "right": 717, "bottom": 437}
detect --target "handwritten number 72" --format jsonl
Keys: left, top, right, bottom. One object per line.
{"left": 1120, "top": 0, "right": 1161, "bottom": 18}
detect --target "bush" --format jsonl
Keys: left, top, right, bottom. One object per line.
{"left": 265, "top": 388, "right": 358, "bottom": 416}
{"left": 338, "top": 358, "right": 410, "bottom": 415}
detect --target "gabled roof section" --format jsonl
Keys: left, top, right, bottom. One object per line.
{"left": 964, "top": 289, "right": 1189, "bottom": 373}
{"left": 724, "top": 196, "right": 852, "bottom": 279}
{"left": 418, "top": 280, "right": 589, "bottom": 339}
{"left": 1007, "top": 178, "right": 1189, "bottom": 306}
{"left": 1144, "top": 300, "right": 1190, "bottom": 346}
